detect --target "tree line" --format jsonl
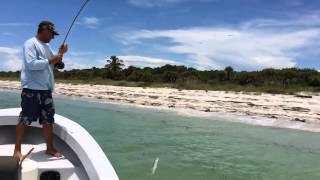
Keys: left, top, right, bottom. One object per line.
{"left": 0, "top": 56, "right": 319, "bottom": 93}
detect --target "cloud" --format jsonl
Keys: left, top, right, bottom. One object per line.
{"left": 62, "top": 51, "right": 106, "bottom": 70}
{"left": 2, "top": 32, "right": 14, "bottom": 36}
{"left": 0, "top": 47, "right": 94, "bottom": 72}
{"left": 118, "top": 55, "right": 180, "bottom": 67}
{"left": 287, "top": 0, "right": 303, "bottom": 7}
{"left": 76, "top": 17, "right": 100, "bottom": 29}
{"left": 242, "top": 14, "right": 320, "bottom": 29}
{"left": 0, "top": 47, "right": 22, "bottom": 72}
{"left": 0, "top": 23, "right": 31, "bottom": 27}
{"left": 69, "top": 51, "right": 95, "bottom": 56}
{"left": 128, "top": 0, "right": 215, "bottom": 8}
{"left": 61, "top": 55, "right": 98, "bottom": 70}
{"left": 0, "top": 47, "right": 98, "bottom": 72}
{"left": 118, "top": 15, "right": 320, "bottom": 70}
{"left": 63, "top": 61, "right": 93, "bottom": 70}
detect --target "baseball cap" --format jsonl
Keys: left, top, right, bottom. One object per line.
{"left": 38, "top": 21, "right": 60, "bottom": 35}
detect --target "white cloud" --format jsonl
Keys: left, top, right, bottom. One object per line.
{"left": 0, "top": 47, "right": 22, "bottom": 72}
{"left": 287, "top": 0, "right": 303, "bottom": 7}
{"left": 63, "top": 61, "right": 92, "bottom": 70}
{"left": 242, "top": 14, "right": 320, "bottom": 29}
{"left": 0, "top": 22, "right": 31, "bottom": 27}
{"left": 69, "top": 51, "right": 95, "bottom": 56}
{"left": 61, "top": 49, "right": 104, "bottom": 70}
{"left": 118, "top": 15, "right": 320, "bottom": 70}
{"left": 128, "top": 0, "right": 215, "bottom": 8}
{"left": 118, "top": 55, "right": 180, "bottom": 68}
{"left": 2, "top": 32, "right": 14, "bottom": 36}
{"left": 0, "top": 47, "right": 98, "bottom": 72}
{"left": 62, "top": 56, "right": 97, "bottom": 70}
{"left": 76, "top": 17, "right": 100, "bottom": 29}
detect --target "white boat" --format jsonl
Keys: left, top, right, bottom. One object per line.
{"left": 0, "top": 108, "right": 119, "bottom": 180}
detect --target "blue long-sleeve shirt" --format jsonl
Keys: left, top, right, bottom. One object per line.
{"left": 21, "top": 37, "right": 55, "bottom": 90}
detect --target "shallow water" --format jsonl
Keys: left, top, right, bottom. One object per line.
{"left": 1, "top": 90, "right": 320, "bottom": 180}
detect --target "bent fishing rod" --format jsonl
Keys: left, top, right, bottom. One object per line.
{"left": 62, "top": 0, "right": 90, "bottom": 45}
{"left": 56, "top": 0, "right": 90, "bottom": 69}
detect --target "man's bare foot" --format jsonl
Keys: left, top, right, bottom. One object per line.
{"left": 13, "top": 148, "right": 34, "bottom": 162}
{"left": 46, "top": 149, "right": 63, "bottom": 158}
{"left": 13, "top": 150, "right": 26, "bottom": 161}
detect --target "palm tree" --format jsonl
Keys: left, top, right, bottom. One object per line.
{"left": 224, "top": 66, "right": 234, "bottom": 80}
{"left": 105, "top": 56, "right": 124, "bottom": 72}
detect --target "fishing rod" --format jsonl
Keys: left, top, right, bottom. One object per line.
{"left": 56, "top": 0, "right": 90, "bottom": 69}
{"left": 62, "top": 0, "right": 90, "bottom": 45}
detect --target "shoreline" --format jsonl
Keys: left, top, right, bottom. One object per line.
{"left": 0, "top": 80, "right": 319, "bottom": 132}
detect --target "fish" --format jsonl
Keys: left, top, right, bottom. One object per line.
{"left": 151, "top": 157, "right": 159, "bottom": 175}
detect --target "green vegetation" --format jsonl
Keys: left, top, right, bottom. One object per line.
{"left": 1, "top": 56, "right": 319, "bottom": 94}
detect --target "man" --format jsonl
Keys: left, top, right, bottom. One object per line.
{"left": 13, "top": 21, "right": 68, "bottom": 159}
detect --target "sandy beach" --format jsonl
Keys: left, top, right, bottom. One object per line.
{"left": 0, "top": 80, "right": 319, "bottom": 132}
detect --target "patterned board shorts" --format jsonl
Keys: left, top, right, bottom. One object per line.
{"left": 18, "top": 88, "right": 55, "bottom": 125}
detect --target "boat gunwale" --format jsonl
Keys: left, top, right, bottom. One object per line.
{"left": 0, "top": 108, "right": 119, "bottom": 180}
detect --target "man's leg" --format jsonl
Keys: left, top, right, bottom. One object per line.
{"left": 13, "top": 123, "right": 27, "bottom": 159}
{"left": 42, "top": 123, "right": 63, "bottom": 157}
{"left": 14, "top": 89, "right": 36, "bottom": 160}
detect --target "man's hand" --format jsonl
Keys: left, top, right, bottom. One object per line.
{"left": 58, "top": 43, "right": 68, "bottom": 54}
{"left": 48, "top": 54, "right": 62, "bottom": 64}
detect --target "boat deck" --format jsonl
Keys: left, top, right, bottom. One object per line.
{"left": 0, "top": 126, "right": 89, "bottom": 180}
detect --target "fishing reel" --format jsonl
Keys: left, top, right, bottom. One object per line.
{"left": 54, "top": 51, "right": 65, "bottom": 70}
{"left": 54, "top": 62, "right": 65, "bottom": 69}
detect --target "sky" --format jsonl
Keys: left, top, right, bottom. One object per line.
{"left": 0, "top": 0, "right": 320, "bottom": 72}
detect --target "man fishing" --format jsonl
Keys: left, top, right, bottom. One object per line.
{"left": 13, "top": 21, "right": 68, "bottom": 159}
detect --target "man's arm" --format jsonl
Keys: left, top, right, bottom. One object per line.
{"left": 24, "top": 43, "right": 48, "bottom": 70}
{"left": 24, "top": 42, "right": 62, "bottom": 70}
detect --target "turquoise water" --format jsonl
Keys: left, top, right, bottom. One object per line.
{"left": 1, "top": 90, "right": 320, "bottom": 180}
